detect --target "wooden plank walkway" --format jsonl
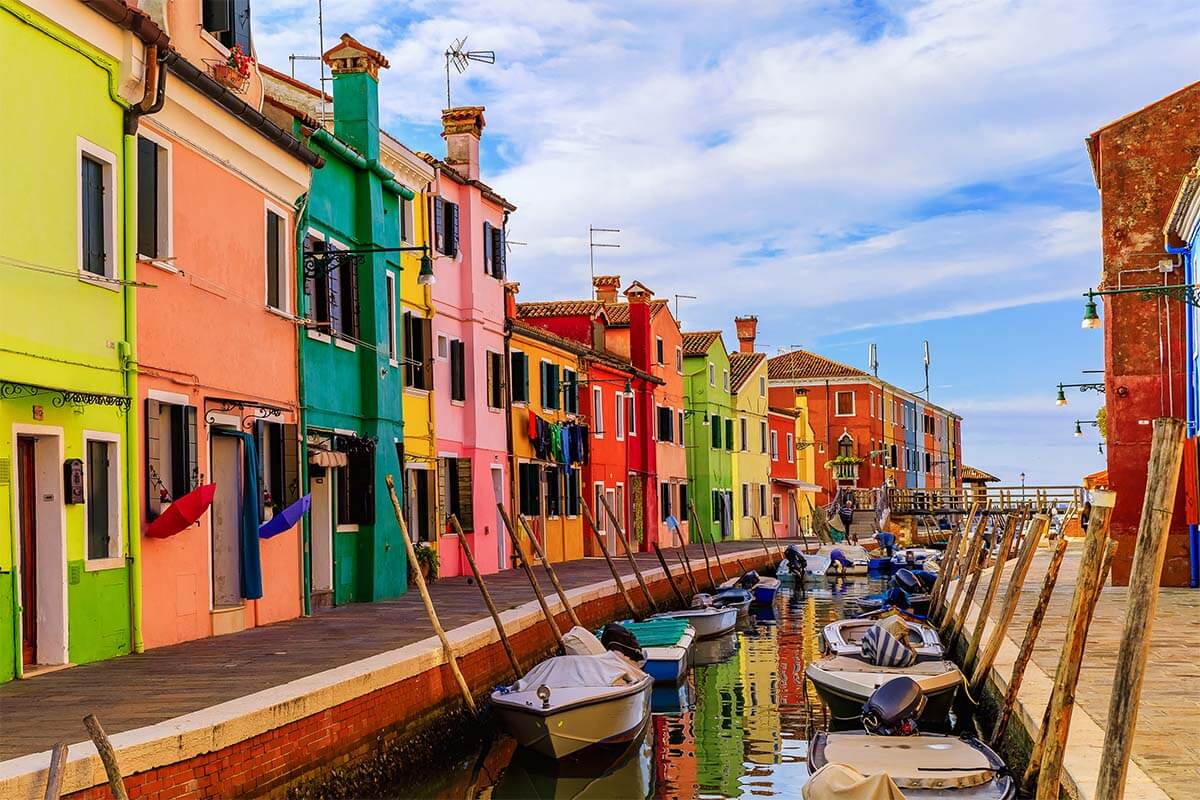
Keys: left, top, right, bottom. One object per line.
{"left": 974, "top": 542, "right": 1199, "bottom": 799}
{"left": 0, "top": 541, "right": 768, "bottom": 762}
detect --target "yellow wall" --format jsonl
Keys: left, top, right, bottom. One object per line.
{"left": 731, "top": 359, "right": 771, "bottom": 539}
{"left": 795, "top": 396, "right": 817, "bottom": 532}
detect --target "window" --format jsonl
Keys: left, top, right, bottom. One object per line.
{"left": 403, "top": 466, "right": 435, "bottom": 542}
{"left": 136, "top": 135, "right": 170, "bottom": 260}
{"left": 661, "top": 481, "right": 672, "bottom": 521}
{"left": 303, "top": 237, "right": 358, "bottom": 340}
{"left": 838, "top": 437, "right": 854, "bottom": 459}
{"left": 759, "top": 484, "right": 767, "bottom": 516}
{"left": 679, "top": 483, "right": 688, "bottom": 518}
{"left": 403, "top": 312, "right": 432, "bottom": 389}
{"left": 723, "top": 370, "right": 729, "bottom": 391}
{"left": 741, "top": 483, "right": 750, "bottom": 517}
{"left": 676, "top": 347, "right": 683, "bottom": 373}
{"left": 739, "top": 417, "right": 748, "bottom": 451}
{"left": 202, "top": 0, "right": 252, "bottom": 51}
{"left": 266, "top": 208, "right": 287, "bottom": 312}
{"left": 79, "top": 143, "right": 116, "bottom": 278}
{"left": 540, "top": 362, "right": 561, "bottom": 410}
{"left": 709, "top": 363, "right": 715, "bottom": 386}
{"left": 657, "top": 406, "right": 673, "bottom": 442}
{"left": 545, "top": 466, "right": 562, "bottom": 517}
{"left": 145, "top": 398, "right": 197, "bottom": 519}
{"left": 760, "top": 420, "right": 768, "bottom": 454}
{"left": 510, "top": 351, "right": 529, "bottom": 403}
{"left": 593, "top": 387, "right": 604, "bottom": 436}
{"left": 255, "top": 421, "right": 299, "bottom": 519}
{"left": 449, "top": 339, "right": 466, "bottom": 402}
{"left": 594, "top": 484, "right": 606, "bottom": 532}
{"left": 626, "top": 394, "right": 636, "bottom": 436}
{"left": 772, "top": 495, "right": 782, "bottom": 523}
{"left": 724, "top": 418, "right": 734, "bottom": 450}
{"left": 770, "top": 430, "right": 779, "bottom": 459}
{"left": 518, "top": 461, "right": 540, "bottom": 516}
{"left": 563, "top": 368, "right": 578, "bottom": 414}
{"left": 433, "top": 196, "right": 459, "bottom": 256}
{"left": 678, "top": 411, "right": 685, "bottom": 447}
{"left": 335, "top": 440, "right": 376, "bottom": 527}
{"left": 712, "top": 489, "right": 722, "bottom": 522}
{"left": 86, "top": 438, "right": 119, "bottom": 561}
{"left": 482, "top": 221, "right": 506, "bottom": 278}
{"left": 835, "top": 390, "right": 855, "bottom": 416}
{"left": 399, "top": 195, "right": 412, "bottom": 243}
{"left": 656, "top": 337, "right": 665, "bottom": 365}
{"left": 385, "top": 272, "right": 398, "bottom": 362}
{"left": 564, "top": 469, "right": 580, "bottom": 516}
{"left": 486, "top": 351, "right": 504, "bottom": 410}
{"left": 786, "top": 432, "right": 794, "bottom": 462}
{"left": 439, "top": 456, "right": 473, "bottom": 530}
{"left": 890, "top": 443, "right": 898, "bottom": 467}
{"left": 759, "top": 376, "right": 766, "bottom": 397}
{"left": 711, "top": 414, "right": 721, "bottom": 448}
{"left": 615, "top": 392, "right": 625, "bottom": 441}
{"left": 437, "top": 334, "right": 449, "bottom": 359}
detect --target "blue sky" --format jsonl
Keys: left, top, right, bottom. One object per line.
{"left": 253, "top": 0, "right": 1200, "bottom": 485}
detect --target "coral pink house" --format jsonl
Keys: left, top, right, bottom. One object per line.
{"left": 427, "top": 107, "right": 515, "bottom": 576}
{"left": 134, "top": 1, "right": 318, "bottom": 647}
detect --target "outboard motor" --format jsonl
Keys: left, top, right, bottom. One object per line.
{"left": 892, "top": 568, "right": 922, "bottom": 595}
{"left": 691, "top": 592, "right": 714, "bottom": 609}
{"left": 599, "top": 623, "right": 643, "bottom": 663}
{"left": 912, "top": 569, "right": 937, "bottom": 593}
{"left": 784, "top": 544, "right": 807, "bottom": 572}
{"left": 883, "top": 587, "right": 912, "bottom": 612}
{"left": 862, "top": 677, "right": 926, "bottom": 736}
{"left": 737, "top": 570, "right": 760, "bottom": 591}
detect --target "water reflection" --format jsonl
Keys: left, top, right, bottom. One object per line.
{"left": 402, "top": 576, "right": 883, "bottom": 799}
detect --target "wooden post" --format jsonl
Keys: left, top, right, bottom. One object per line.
{"left": 385, "top": 476, "right": 477, "bottom": 715}
{"left": 1023, "top": 487, "right": 1117, "bottom": 796}
{"left": 671, "top": 522, "right": 700, "bottom": 595}
{"left": 690, "top": 500, "right": 727, "bottom": 583}
{"left": 990, "top": 535, "right": 1069, "bottom": 745}
{"left": 940, "top": 513, "right": 986, "bottom": 636}
{"left": 947, "top": 519, "right": 993, "bottom": 647}
{"left": 580, "top": 500, "right": 641, "bottom": 619}
{"left": 450, "top": 514, "right": 522, "bottom": 679}
{"left": 933, "top": 503, "right": 979, "bottom": 619}
{"left": 750, "top": 516, "right": 777, "bottom": 564}
{"left": 516, "top": 514, "right": 583, "bottom": 629}
{"left": 1095, "top": 418, "right": 1186, "bottom": 800}
{"left": 43, "top": 742, "right": 68, "bottom": 800}
{"left": 598, "top": 493, "right": 659, "bottom": 612}
{"left": 963, "top": 511, "right": 1022, "bottom": 667}
{"left": 654, "top": 543, "right": 688, "bottom": 606}
{"left": 967, "top": 514, "right": 1048, "bottom": 692}
{"left": 497, "top": 503, "right": 567, "bottom": 649}
{"left": 82, "top": 715, "right": 129, "bottom": 800}
{"left": 928, "top": 513, "right": 966, "bottom": 620}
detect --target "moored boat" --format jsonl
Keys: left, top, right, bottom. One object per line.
{"left": 711, "top": 586, "right": 752, "bottom": 615}
{"left": 805, "top": 655, "right": 961, "bottom": 730}
{"left": 719, "top": 570, "right": 780, "bottom": 605}
{"left": 806, "top": 544, "right": 871, "bottom": 576}
{"left": 650, "top": 604, "right": 738, "bottom": 639}
{"left": 615, "top": 619, "right": 695, "bottom": 684}
{"left": 820, "top": 616, "right": 943, "bottom": 661}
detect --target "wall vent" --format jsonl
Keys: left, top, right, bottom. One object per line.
{"left": 0, "top": 458, "right": 10, "bottom": 486}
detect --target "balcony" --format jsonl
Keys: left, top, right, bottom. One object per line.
{"left": 832, "top": 461, "right": 860, "bottom": 483}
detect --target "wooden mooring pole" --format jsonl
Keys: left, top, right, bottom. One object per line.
{"left": 516, "top": 513, "right": 583, "bottom": 629}
{"left": 750, "top": 516, "right": 777, "bottom": 564}
{"left": 947, "top": 517, "right": 994, "bottom": 647}
{"left": 385, "top": 476, "right": 477, "bottom": 715}
{"left": 450, "top": 514, "right": 522, "bottom": 680}
{"left": 598, "top": 494, "right": 659, "bottom": 613}
{"left": 671, "top": 521, "right": 700, "bottom": 595}
{"left": 690, "top": 500, "right": 728, "bottom": 583}
{"left": 963, "top": 511, "right": 1022, "bottom": 667}
{"left": 497, "top": 504, "right": 567, "bottom": 650}
{"left": 940, "top": 513, "right": 987, "bottom": 638}
{"left": 580, "top": 500, "right": 641, "bottom": 619}
{"left": 1095, "top": 418, "right": 1185, "bottom": 800}
{"left": 930, "top": 503, "right": 977, "bottom": 620}
{"left": 83, "top": 715, "right": 128, "bottom": 800}
{"left": 43, "top": 742, "right": 68, "bottom": 800}
{"left": 653, "top": 542, "right": 688, "bottom": 606}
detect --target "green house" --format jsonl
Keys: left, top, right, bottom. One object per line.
{"left": 682, "top": 331, "right": 734, "bottom": 542}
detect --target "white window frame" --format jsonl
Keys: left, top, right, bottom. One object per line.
{"left": 723, "top": 369, "right": 729, "bottom": 391}
{"left": 835, "top": 390, "right": 856, "bottom": 417}
{"left": 399, "top": 194, "right": 414, "bottom": 244}
{"left": 770, "top": 430, "right": 778, "bottom": 460}
{"left": 627, "top": 393, "right": 636, "bottom": 437}
{"left": 615, "top": 392, "right": 626, "bottom": 441}
{"left": 437, "top": 334, "right": 450, "bottom": 360}
{"left": 136, "top": 129, "right": 173, "bottom": 266}
{"left": 264, "top": 200, "right": 291, "bottom": 315}
{"left": 759, "top": 483, "right": 767, "bottom": 516}
{"left": 593, "top": 483, "right": 606, "bottom": 531}
{"left": 786, "top": 432, "right": 794, "bottom": 463}
{"left": 82, "top": 430, "right": 123, "bottom": 571}
{"left": 760, "top": 419, "right": 768, "bottom": 454}
{"left": 709, "top": 363, "right": 715, "bottom": 386}
{"left": 759, "top": 376, "right": 766, "bottom": 397}
{"left": 593, "top": 386, "right": 604, "bottom": 437}
{"left": 385, "top": 271, "right": 398, "bottom": 365}
{"left": 77, "top": 137, "right": 118, "bottom": 286}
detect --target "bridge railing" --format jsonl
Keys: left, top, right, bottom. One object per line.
{"left": 868, "top": 485, "right": 1085, "bottom": 515}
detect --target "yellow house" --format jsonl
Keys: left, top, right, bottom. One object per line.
{"left": 380, "top": 133, "right": 441, "bottom": 547}
{"left": 729, "top": 349, "right": 771, "bottom": 540}
{"left": 507, "top": 309, "right": 587, "bottom": 563}
{"left": 794, "top": 395, "right": 818, "bottom": 531}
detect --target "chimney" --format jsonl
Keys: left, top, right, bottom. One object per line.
{"left": 593, "top": 275, "right": 621, "bottom": 304}
{"left": 625, "top": 281, "right": 653, "bottom": 373}
{"left": 504, "top": 281, "right": 520, "bottom": 320}
{"left": 323, "top": 34, "right": 389, "bottom": 160}
{"left": 442, "top": 106, "right": 485, "bottom": 181}
{"left": 735, "top": 315, "right": 758, "bottom": 353}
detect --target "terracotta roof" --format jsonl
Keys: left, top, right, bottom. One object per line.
{"left": 767, "top": 349, "right": 869, "bottom": 380}
{"left": 604, "top": 299, "right": 668, "bottom": 327}
{"left": 516, "top": 300, "right": 604, "bottom": 319}
{"left": 418, "top": 153, "right": 516, "bottom": 211}
{"left": 681, "top": 330, "right": 724, "bottom": 357}
{"left": 729, "top": 352, "right": 766, "bottom": 393}
{"left": 961, "top": 465, "right": 999, "bottom": 483}
{"left": 509, "top": 321, "right": 590, "bottom": 356}
{"left": 768, "top": 406, "right": 801, "bottom": 418}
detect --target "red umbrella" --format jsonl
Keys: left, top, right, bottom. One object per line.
{"left": 145, "top": 483, "right": 217, "bottom": 539}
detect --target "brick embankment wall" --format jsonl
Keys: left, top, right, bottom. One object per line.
{"left": 61, "top": 553, "right": 774, "bottom": 800}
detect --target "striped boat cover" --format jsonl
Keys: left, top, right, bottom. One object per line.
{"left": 861, "top": 623, "right": 917, "bottom": 668}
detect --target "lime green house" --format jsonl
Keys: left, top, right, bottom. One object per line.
{"left": 0, "top": 0, "right": 164, "bottom": 681}
{"left": 682, "top": 331, "right": 734, "bottom": 542}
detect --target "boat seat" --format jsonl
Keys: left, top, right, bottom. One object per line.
{"left": 817, "top": 656, "right": 956, "bottom": 675}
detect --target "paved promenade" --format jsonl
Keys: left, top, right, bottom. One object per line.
{"left": 967, "top": 542, "right": 1199, "bottom": 800}
{"left": 0, "top": 540, "right": 768, "bottom": 763}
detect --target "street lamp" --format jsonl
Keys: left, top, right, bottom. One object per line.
{"left": 1081, "top": 295, "right": 1100, "bottom": 329}
{"left": 1054, "top": 382, "right": 1105, "bottom": 407}
{"left": 1080, "top": 275, "right": 1200, "bottom": 330}
{"left": 1019, "top": 472, "right": 1025, "bottom": 490}
{"left": 1074, "top": 421, "right": 1083, "bottom": 438}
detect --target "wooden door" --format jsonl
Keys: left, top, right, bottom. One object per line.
{"left": 210, "top": 436, "right": 242, "bottom": 608}
{"left": 17, "top": 436, "right": 37, "bottom": 666}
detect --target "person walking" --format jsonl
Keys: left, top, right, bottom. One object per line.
{"left": 838, "top": 494, "right": 856, "bottom": 544}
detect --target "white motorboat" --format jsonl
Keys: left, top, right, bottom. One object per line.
{"left": 650, "top": 604, "right": 737, "bottom": 639}
{"left": 820, "top": 617, "right": 944, "bottom": 661}
{"left": 491, "top": 652, "right": 653, "bottom": 759}
{"left": 805, "top": 655, "right": 962, "bottom": 730}
{"left": 711, "top": 587, "right": 752, "bottom": 615}
{"left": 718, "top": 571, "right": 780, "bottom": 604}
{"left": 806, "top": 544, "right": 871, "bottom": 576}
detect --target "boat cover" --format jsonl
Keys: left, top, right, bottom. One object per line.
{"left": 819, "top": 733, "right": 999, "bottom": 789}
{"left": 619, "top": 619, "right": 691, "bottom": 648}
{"left": 563, "top": 626, "right": 607, "bottom": 656}
{"left": 862, "top": 622, "right": 917, "bottom": 668}
{"left": 513, "top": 653, "right": 642, "bottom": 692}
{"left": 803, "top": 764, "right": 905, "bottom": 800}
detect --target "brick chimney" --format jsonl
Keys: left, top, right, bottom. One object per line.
{"left": 735, "top": 315, "right": 758, "bottom": 353}
{"left": 625, "top": 281, "right": 653, "bottom": 373}
{"left": 442, "top": 106, "right": 485, "bottom": 181}
{"left": 504, "top": 281, "right": 520, "bottom": 320}
{"left": 323, "top": 34, "right": 389, "bottom": 160}
{"left": 593, "top": 275, "right": 621, "bottom": 303}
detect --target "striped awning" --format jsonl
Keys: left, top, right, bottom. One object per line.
{"left": 309, "top": 448, "right": 348, "bottom": 468}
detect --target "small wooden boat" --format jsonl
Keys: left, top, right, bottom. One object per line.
{"left": 711, "top": 587, "right": 752, "bottom": 615}
{"left": 650, "top": 604, "right": 737, "bottom": 639}
{"left": 820, "top": 617, "right": 944, "bottom": 661}
{"left": 616, "top": 619, "right": 695, "bottom": 684}
{"left": 719, "top": 570, "right": 780, "bottom": 605}
{"left": 491, "top": 652, "right": 653, "bottom": 759}
{"left": 805, "top": 656, "right": 962, "bottom": 730}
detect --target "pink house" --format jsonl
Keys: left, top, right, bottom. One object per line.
{"left": 426, "top": 107, "right": 515, "bottom": 576}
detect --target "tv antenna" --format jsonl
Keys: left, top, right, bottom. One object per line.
{"left": 445, "top": 37, "right": 495, "bottom": 108}
{"left": 588, "top": 226, "right": 620, "bottom": 298}
{"left": 674, "top": 294, "right": 697, "bottom": 325}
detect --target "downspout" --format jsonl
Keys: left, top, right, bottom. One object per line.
{"left": 295, "top": 190, "right": 313, "bottom": 614}
{"left": 1166, "top": 240, "right": 1200, "bottom": 587}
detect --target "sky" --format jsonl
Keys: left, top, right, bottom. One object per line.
{"left": 252, "top": 0, "right": 1200, "bottom": 486}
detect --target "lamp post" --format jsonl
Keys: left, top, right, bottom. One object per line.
{"left": 1019, "top": 471, "right": 1025, "bottom": 499}
{"left": 1073, "top": 419, "right": 1100, "bottom": 438}
{"left": 1080, "top": 278, "right": 1200, "bottom": 330}
{"left": 1054, "top": 382, "right": 1105, "bottom": 406}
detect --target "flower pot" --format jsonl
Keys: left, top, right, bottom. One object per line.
{"left": 210, "top": 62, "right": 249, "bottom": 92}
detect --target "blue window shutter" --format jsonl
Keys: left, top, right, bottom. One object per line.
{"left": 483, "top": 221, "right": 492, "bottom": 273}
{"left": 433, "top": 197, "right": 445, "bottom": 253}
{"left": 449, "top": 202, "right": 460, "bottom": 256}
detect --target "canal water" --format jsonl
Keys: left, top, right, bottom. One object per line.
{"left": 399, "top": 574, "right": 887, "bottom": 799}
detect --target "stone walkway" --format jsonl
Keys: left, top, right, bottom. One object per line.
{"left": 970, "top": 541, "right": 1199, "bottom": 799}
{"left": 0, "top": 540, "right": 769, "bottom": 762}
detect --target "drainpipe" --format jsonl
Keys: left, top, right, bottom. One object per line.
{"left": 295, "top": 191, "right": 313, "bottom": 615}
{"left": 1166, "top": 241, "right": 1200, "bottom": 587}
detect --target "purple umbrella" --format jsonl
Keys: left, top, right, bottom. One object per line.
{"left": 259, "top": 494, "right": 311, "bottom": 539}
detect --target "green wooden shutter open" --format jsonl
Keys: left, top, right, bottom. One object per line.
{"left": 145, "top": 398, "right": 163, "bottom": 520}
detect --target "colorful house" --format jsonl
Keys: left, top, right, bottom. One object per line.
{"left": 729, "top": 317, "right": 770, "bottom": 540}
{"left": 682, "top": 331, "right": 734, "bottom": 542}
{"left": 134, "top": 2, "right": 318, "bottom": 648}
{"left": 426, "top": 106, "right": 515, "bottom": 577}
{"left": 263, "top": 35, "right": 411, "bottom": 607}
{"left": 0, "top": 0, "right": 162, "bottom": 680}
{"left": 505, "top": 285, "right": 588, "bottom": 563}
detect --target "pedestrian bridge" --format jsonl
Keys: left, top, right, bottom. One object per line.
{"left": 842, "top": 485, "right": 1086, "bottom": 517}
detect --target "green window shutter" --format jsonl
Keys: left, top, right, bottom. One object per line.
{"left": 725, "top": 418, "right": 734, "bottom": 450}
{"left": 711, "top": 415, "right": 721, "bottom": 449}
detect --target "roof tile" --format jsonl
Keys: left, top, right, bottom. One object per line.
{"left": 767, "top": 349, "right": 869, "bottom": 380}
{"left": 681, "top": 330, "right": 723, "bottom": 357}
{"left": 729, "top": 352, "right": 766, "bottom": 393}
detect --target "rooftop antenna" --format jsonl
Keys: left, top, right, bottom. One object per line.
{"left": 674, "top": 293, "right": 697, "bottom": 324}
{"left": 869, "top": 343, "right": 878, "bottom": 377}
{"left": 588, "top": 226, "right": 620, "bottom": 299}
{"left": 445, "top": 36, "right": 496, "bottom": 108}
{"left": 286, "top": 0, "right": 330, "bottom": 124}
{"left": 922, "top": 340, "right": 931, "bottom": 401}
